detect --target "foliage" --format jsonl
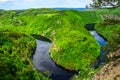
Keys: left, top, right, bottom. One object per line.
{"left": 0, "top": 8, "right": 106, "bottom": 80}
{"left": 18, "top": 8, "right": 58, "bottom": 16}
{"left": 78, "top": 10, "right": 100, "bottom": 24}
{"left": 95, "top": 6, "right": 120, "bottom": 62}
{"left": 50, "top": 29, "right": 100, "bottom": 70}
{"left": 96, "top": 24, "right": 120, "bottom": 51}
{"left": 0, "top": 31, "right": 50, "bottom": 80}
{"left": 99, "top": 14, "right": 120, "bottom": 25}
{"left": 106, "top": 30, "right": 120, "bottom": 52}
{"left": 71, "top": 67, "right": 100, "bottom": 80}
{"left": 95, "top": 7, "right": 120, "bottom": 38}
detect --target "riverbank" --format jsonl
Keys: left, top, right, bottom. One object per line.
{"left": 0, "top": 31, "right": 49, "bottom": 80}
{"left": 0, "top": 9, "right": 100, "bottom": 80}
{"left": 92, "top": 56, "right": 120, "bottom": 80}
{"left": 0, "top": 7, "right": 120, "bottom": 80}
{"left": 93, "top": 7, "right": 120, "bottom": 80}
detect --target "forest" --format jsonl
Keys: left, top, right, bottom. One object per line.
{"left": 0, "top": 6, "right": 120, "bottom": 80}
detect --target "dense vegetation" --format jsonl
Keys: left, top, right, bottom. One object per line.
{"left": 0, "top": 8, "right": 101, "bottom": 79}
{"left": 0, "top": 31, "right": 49, "bottom": 80}
{"left": 0, "top": 6, "right": 119, "bottom": 80}
{"left": 95, "top": 7, "right": 120, "bottom": 51}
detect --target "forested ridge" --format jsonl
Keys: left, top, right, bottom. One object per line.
{"left": 0, "top": 7, "right": 120, "bottom": 80}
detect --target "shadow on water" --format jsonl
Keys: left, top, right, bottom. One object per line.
{"left": 31, "top": 34, "right": 52, "bottom": 42}
{"left": 85, "top": 23, "right": 108, "bottom": 69}
{"left": 85, "top": 23, "right": 96, "bottom": 30}
{"left": 31, "top": 34, "right": 76, "bottom": 80}
{"left": 85, "top": 23, "right": 107, "bottom": 41}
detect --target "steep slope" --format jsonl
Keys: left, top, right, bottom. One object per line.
{"left": 93, "top": 6, "right": 120, "bottom": 80}
{"left": 0, "top": 8, "right": 101, "bottom": 79}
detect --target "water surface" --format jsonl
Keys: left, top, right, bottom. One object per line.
{"left": 89, "top": 31, "right": 107, "bottom": 68}
{"left": 90, "top": 31, "right": 106, "bottom": 46}
{"left": 33, "top": 40, "right": 75, "bottom": 80}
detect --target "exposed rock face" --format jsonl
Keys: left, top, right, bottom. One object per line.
{"left": 100, "top": 14, "right": 120, "bottom": 22}
{"left": 92, "top": 49, "right": 120, "bottom": 80}
{"left": 92, "top": 58, "right": 120, "bottom": 80}
{"left": 107, "top": 49, "right": 120, "bottom": 59}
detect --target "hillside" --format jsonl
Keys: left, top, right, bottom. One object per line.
{"left": 0, "top": 7, "right": 120, "bottom": 80}
{"left": 93, "top": 7, "right": 120, "bottom": 80}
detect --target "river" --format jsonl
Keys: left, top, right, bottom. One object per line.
{"left": 32, "top": 24, "right": 107, "bottom": 79}
{"left": 33, "top": 40, "right": 76, "bottom": 80}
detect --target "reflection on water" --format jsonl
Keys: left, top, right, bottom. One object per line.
{"left": 32, "top": 30, "right": 107, "bottom": 79}
{"left": 90, "top": 31, "right": 106, "bottom": 46}
{"left": 90, "top": 31, "right": 107, "bottom": 69}
{"left": 33, "top": 40, "right": 76, "bottom": 80}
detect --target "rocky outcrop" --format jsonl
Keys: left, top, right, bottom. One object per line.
{"left": 92, "top": 48, "right": 120, "bottom": 80}
{"left": 92, "top": 59, "right": 120, "bottom": 80}
{"left": 100, "top": 14, "right": 120, "bottom": 21}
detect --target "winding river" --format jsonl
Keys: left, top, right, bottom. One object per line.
{"left": 90, "top": 31, "right": 106, "bottom": 46}
{"left": 33, "top": 40, "right": 76, "bottom": 80}
{"left": 86, "top": 23, "right": 107, "bottom": 68}
{"left": 32, "top": 24, "right": 107, "bottom": 80}
{"left": 90, "top": 31, "right": 107, "bottom": 68}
